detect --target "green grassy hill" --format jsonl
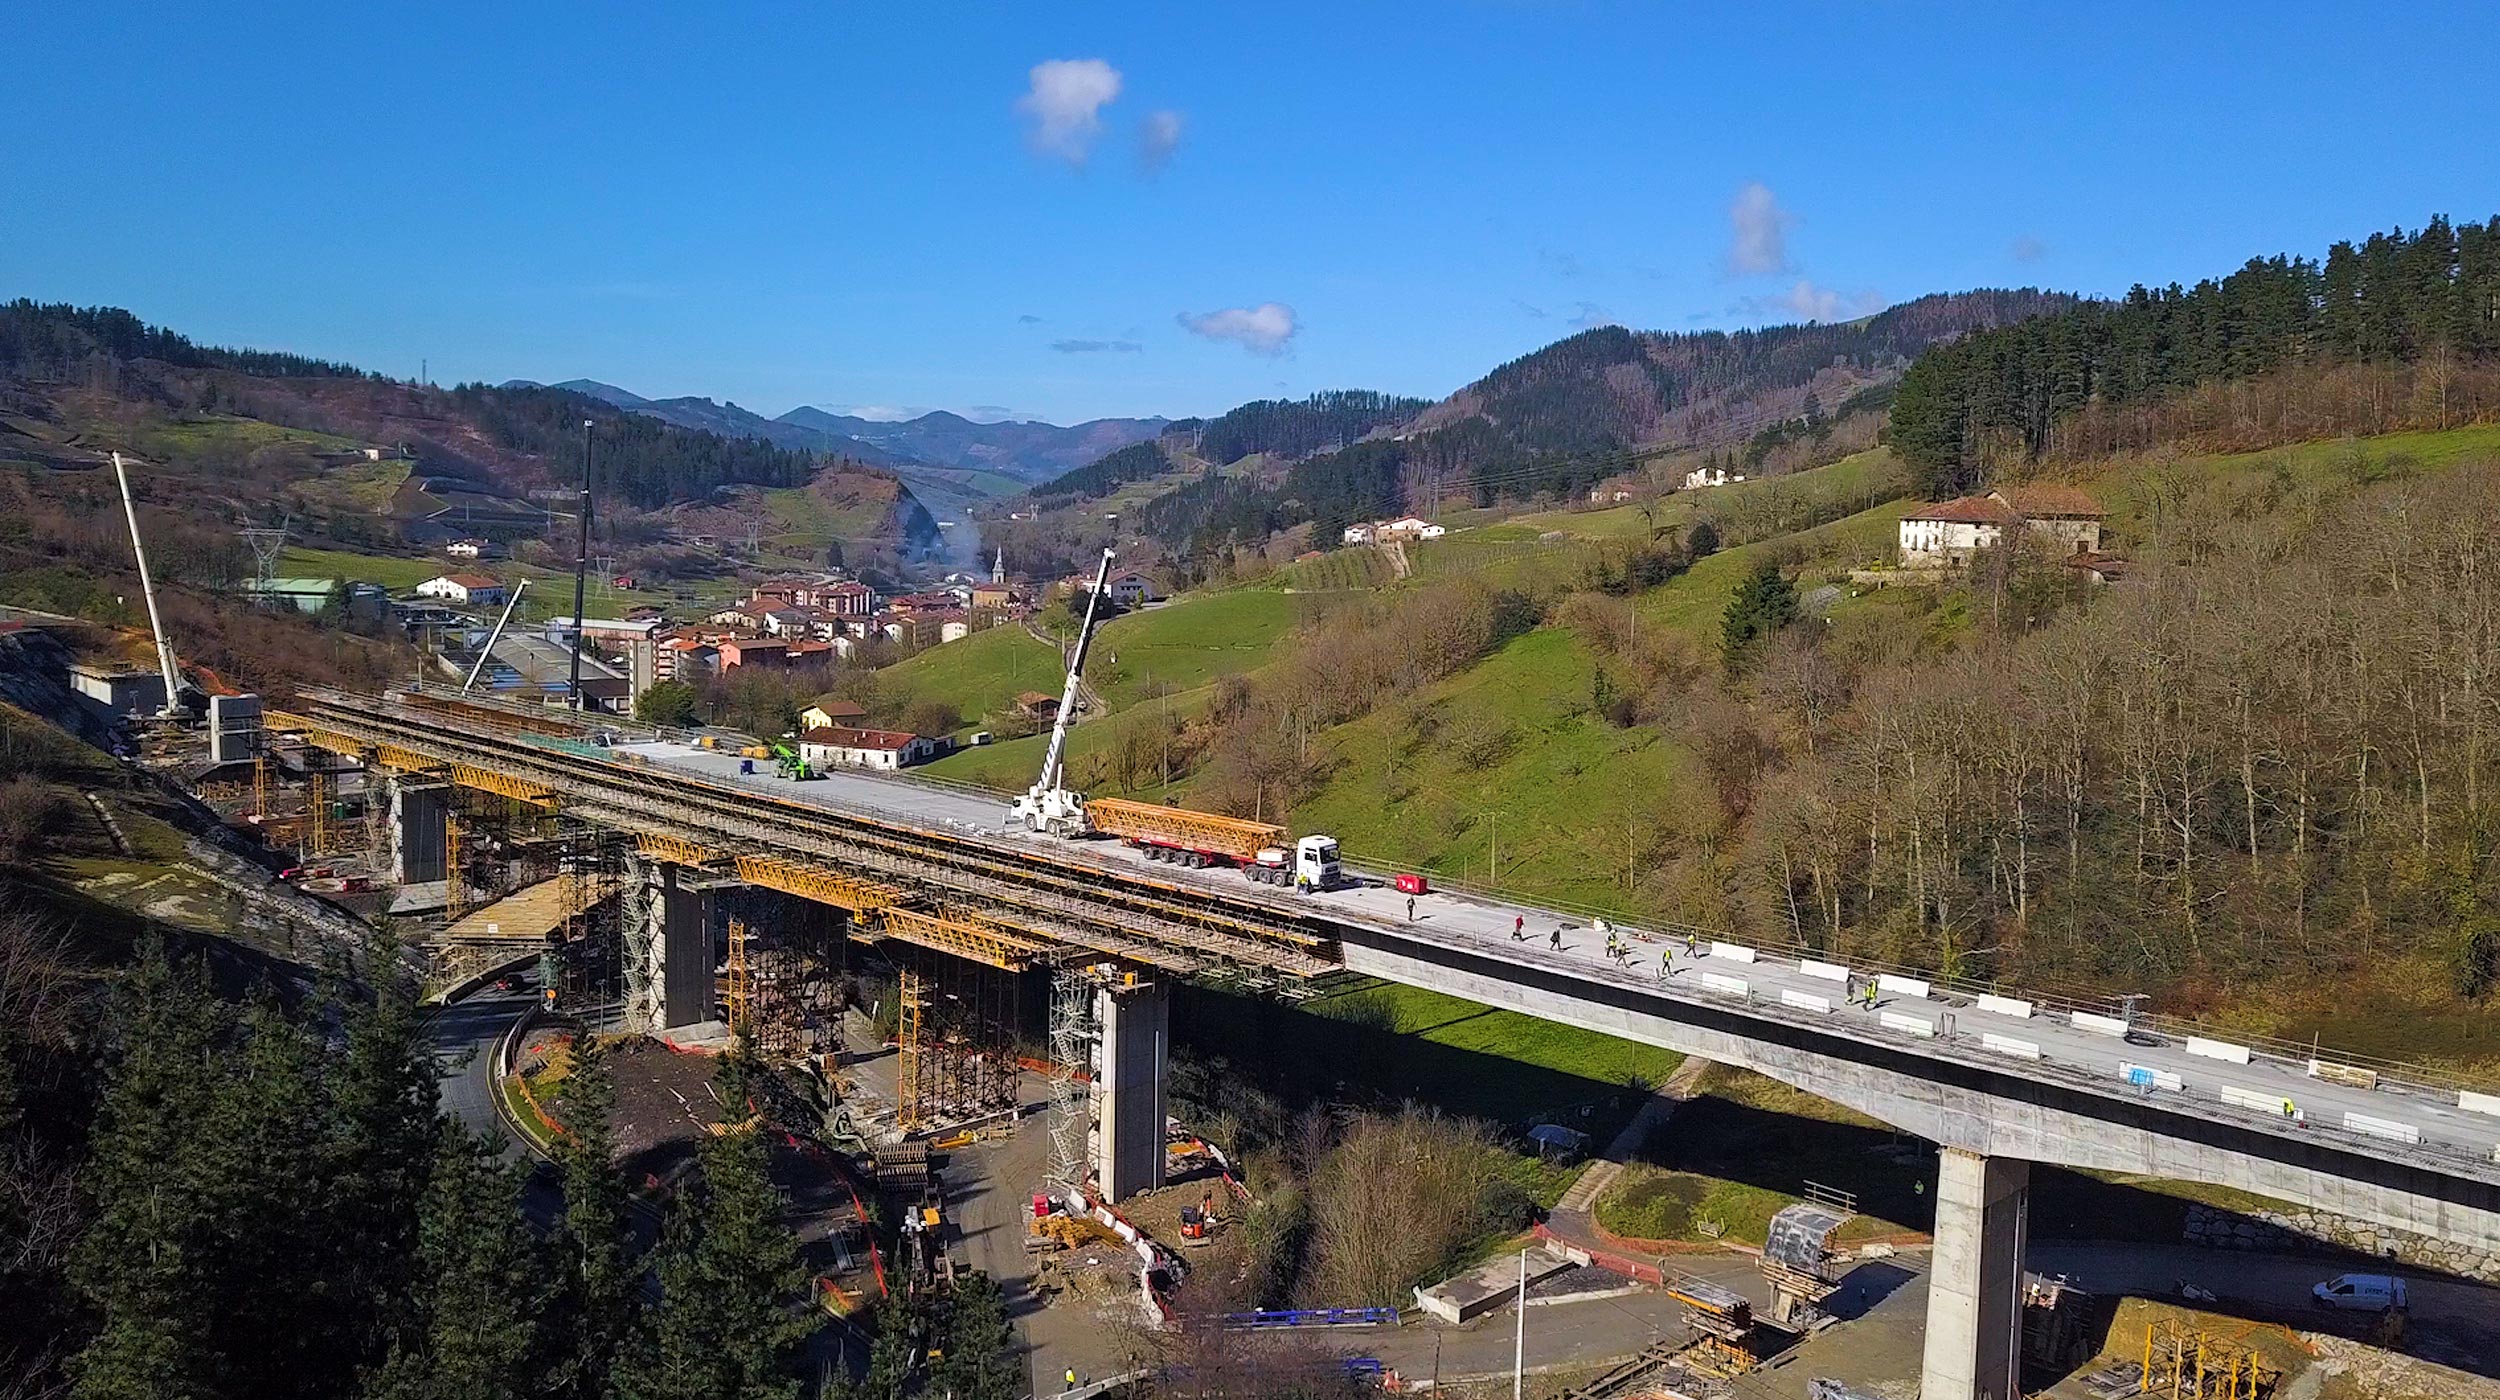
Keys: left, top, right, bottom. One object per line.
{"left": 871, "top": 623, "right": 1064, "bottom": 735}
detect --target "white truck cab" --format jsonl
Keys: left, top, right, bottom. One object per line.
{"left": 1295, "top": 836, "right": 1341, "bottom": 891}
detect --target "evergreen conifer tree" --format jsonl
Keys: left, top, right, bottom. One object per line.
{"left": 364, "top": 1125, "right": 552, "bottom": 1400}
{"left": 614, "top": 1056, "right": 809, "bottom": 1400}
{"left": 552, "top": 1033, "right": 636, "bottom": 1400}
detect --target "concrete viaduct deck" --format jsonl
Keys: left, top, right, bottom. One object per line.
{"left": 283, "top": 687, "right": 2500, "bottom": 1400}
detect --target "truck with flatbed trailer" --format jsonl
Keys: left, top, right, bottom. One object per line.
{"left": 1083, "top": 797, "right": 1342, "bottom": 888}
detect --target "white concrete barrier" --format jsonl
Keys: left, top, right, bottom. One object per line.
{"left": 1711, "top": 942, "right": 1757, "bottom": 964}
{"left": 2071, "top": 1011, "right": 2130, "bottom": 1038}
{"left": 1976, "top": 994, "right": 2034, "bottom": 1019}
{"left": 2309, "top": 1059, "right": 2379, "bottom": 1090}
{"left": 2462, "top": 1090, "right": 2500, "bottom": 1119}
{"left": 2342, "top": 1112, "right": 2421, "bottom": 1146}
{"left": 1880, "top": 1011, "right": 1936, "bottom": 1038}
{"left": 1700, "top": 972, "right": 1750, "bottom": 997}
{"left": 1781, "top": 989, "right": 1834, "bottom": 1014}
{"left": 2119, "top": 1063, "right": 2183, "bottom": 1092}
{"left": 1798, "top": 959, "right": 1850, "bottom": 983}
{"left": 1877, "top": 973, "right": 1932, "bottom": 1000}
{"left": 2186, "top": 1037, "right": 2252, "bottom": 1066}
{"left": 2221, "top": 1085, "right": 2299, "bottom": 1119}
{"left": 1981, "top": 1034, "right": 2042, "bottom": 1060}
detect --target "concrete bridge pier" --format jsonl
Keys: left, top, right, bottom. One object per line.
{"left": 1920, "top": 1148, "right": 2030, "bottom": 1400}
{"left": 1094, "top": 975, "right": 1169, "bottom": 1201}
{"left": 387, "top": 778, "right": 448, "bottom": 885}
{"left": 619, "top": 854, "right": 742, "bottom": 1033}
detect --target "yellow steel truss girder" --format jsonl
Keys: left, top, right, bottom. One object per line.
{"left": 263, "top": 709, "right": 361, "bottom": 756}
{"left": 450, "top": 762, "right": 560, "bottom": 810}
{"left": 636, "top": 832, "right": 725, "bottom": 867}
{"left": 733, "top": 852, "right": 903, "bottom": 913}
{"left": 375, "top": 743, "right": 451, "bottom": 774}
{"left": 875, "top": 906, "right": 1050, "bottom": 972}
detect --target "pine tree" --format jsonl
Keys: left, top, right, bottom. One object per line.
{"left": 365, "top": 1126, "right": 552, "bottom": 1400}
{"left": 322, "top": 938, "right": 442, "bottom": 1362}
{"left": 552, "top": 1034, "right": 636, "bottom": 1400}
{"left": 614, "top": 1057, "right": 810, "bottom": 1400}
{"left": 69, "top": 941, "right": 232, "bottom": 1400}
{"left": 213, "top": 997, "right": 337, "bottom": 1400}
{"left": 1720, "top": 562, "right": 1799, "bottom": 675}
{"left": 932, "top": 1274, "right": 1019, "bottom": 1400}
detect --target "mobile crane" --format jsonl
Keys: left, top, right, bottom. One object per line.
{"left": 1009, "top": 547, "right": 1114, "bottom": 836}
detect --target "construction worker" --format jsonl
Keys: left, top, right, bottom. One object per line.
{"left": 1513, "top": 914, "right": 1525, "bottom": 940}
{"left": 1065, "top": 1367, "right": 1079, "bottom": 1392}
{"left": 1658, "top": 949, "right": 1673, "bottom": 984}
{"left": 1406, "top": 894, "right": 1416, "bottom": 921}
{"left": 1685, "top": 932, "right": 1699, "bottom": 957}
{"left": 1549, "top": 925, "right": 1562, "bottom": 950}
{"left": 1861, "top": 979, "right": 1879, "bottom": 1010}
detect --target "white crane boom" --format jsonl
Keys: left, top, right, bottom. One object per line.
{"left": 1011, "top": 547, "right": 1116, "bottom": 835}
{"left": 110, "top": 452, "right": 184, "bottom": 718}
{"left": 462, "top": 578, "right": 532, "bottom": 692}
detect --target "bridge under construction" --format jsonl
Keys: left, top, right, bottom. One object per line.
{"left": 269, "top": 684, "right": 2500, "bottom": 1400}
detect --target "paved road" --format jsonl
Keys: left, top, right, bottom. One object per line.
{"left": 428, "top": 986, "right": 536, "bottom": 1146}
{"left": 607, "top": 738, "right": 2500, "bottom": 1177}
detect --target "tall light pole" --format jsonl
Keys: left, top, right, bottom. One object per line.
{"left": 567, "top": 418, "right": 595, "bottom": 711}
{"left": 1512, "top": 1246, "right": 1527, "bottom": 1400}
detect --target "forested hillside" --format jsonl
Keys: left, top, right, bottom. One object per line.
{"left": 448, "top": 382, "right": 824, "bottom": 510}
{"left": 0, "top": 299, "right": 369, "bottom": 381}
{"left": 1891, "top": 216, "right": 2500, "bottom": 493}
{"left": 1101, "top": 291, "right": 2071, "bottom": 561}
{"left": 1189, "top": 389, "right": 1433, "bottom": 463}
{"left": 1029, "top": 439, "right": 1174, "bottom": 504}
{"left": 0, "top": 300, "right": 918, "bottom": 515}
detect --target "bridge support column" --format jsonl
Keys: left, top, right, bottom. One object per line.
{"left": 387, "top": 778, "right": 448, "bottom": 886}
{"left": 656, "top": 866, "right": 745, "bottom": 1033}
{"left": 1920, "top": 1148, "right": 2029, "bottom": 1400}
{"left": 1093, "top": 976, "right": 1168, "bottom": 1202}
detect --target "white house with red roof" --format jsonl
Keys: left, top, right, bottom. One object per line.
{"left": 798, "top": 725, "right": 939, "bottom": 771}
{"left": 416, "top": 572, "right": 509, "bottom": 606}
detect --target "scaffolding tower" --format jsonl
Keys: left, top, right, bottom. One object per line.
{"left": 1044, "top": 966, "right": 1100, "bottom": 1195}
{"left": 306, "top": 768, "right": 334, "bottom": 858}
{"left": 724, "top": 913, "right": 755, "bottom": 1043}
{"left": 897, "top": 969, "right": 927, "bottom": 1134}
{"left": 444, "top": 812, "right": 467, "bottom": 919}
{"left": 619, "top": 852, "right": 657, "bottom": 1032}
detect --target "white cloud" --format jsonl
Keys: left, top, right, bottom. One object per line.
{"left": 1725, "top": 182, "right": 1794, "bottom": 276}
{"left": 1017, "top": 58, "right": 1123, "bottom": 165}
{"left": 1567, "top": 301, "right": 1618, "bottom": 329}
{"left": 1052, "top": 339, "right": 1144, "bottom": 354}
{"left": 1139, "top": 109, "right": 1185, "bottom": 172}
{"left": 1177, "top": 302, "right": 1299, "bottom": 356}
{"left": 2011, "top": 234, "right": 2048, "bottom": 263}
{"left": 1734, "top": 279, "right": 1887, "bottom": 324}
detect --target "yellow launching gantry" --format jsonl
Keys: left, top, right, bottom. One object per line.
{"left": 629, "top": 833, "right": 1062, "bottom": 973}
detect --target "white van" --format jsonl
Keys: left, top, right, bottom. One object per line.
{"left": 2311, "top": 1273, "right": 2407, "bottom": 1312}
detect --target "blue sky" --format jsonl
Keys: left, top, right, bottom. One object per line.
{"left": 7, "top": 2, "right": 2497, "bottom": 424}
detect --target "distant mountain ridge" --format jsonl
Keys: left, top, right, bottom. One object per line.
{"left": 520, "top": 382, "right": 1166, "bottom": 486}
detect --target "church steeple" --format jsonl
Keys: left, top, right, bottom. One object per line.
{"left": 990, "top": 547, "right": 1005, "bottom": 585}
